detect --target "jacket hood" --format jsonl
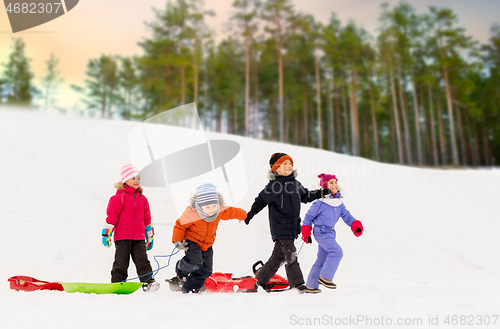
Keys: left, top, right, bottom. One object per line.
{"left": 115, "top": 183, "right": 143, "bottom": 195}
{"left": 114, "top": 181, "right": 143, "bottom": 190}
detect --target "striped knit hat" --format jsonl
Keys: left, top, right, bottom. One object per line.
{"left": 196, "top": 183, "right": 219, "bottom": 207}
{"left": 120, "top": 164, "right": 140, "bottom": 183}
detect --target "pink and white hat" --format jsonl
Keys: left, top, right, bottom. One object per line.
{"left": 120, "top": 164, "right": 140, "bottom": 183}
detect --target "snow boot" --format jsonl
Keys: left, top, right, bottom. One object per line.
{"left": 142, "top": 280, "right": 160, "bottom": 293}
{"left": 166, "top": 276, "right": 186, "bottom": 292}
{"left": 318, "top": 277, "right": 336, "bottom": 289}
{"left": 292, "top": 284, "right": 316, "bottom": 294}
{"left": 253, "top": 281, "right": 271, "bottom": 293}
{"left": 304, "top": 286, "right": 321, "bottom": 294}
{"left": 166, "top": 276, "right": 207, "bottom": 293}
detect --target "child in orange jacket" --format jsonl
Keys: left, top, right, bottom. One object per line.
{"left": 170, "top": 183, "right": 246, "bottom": 293}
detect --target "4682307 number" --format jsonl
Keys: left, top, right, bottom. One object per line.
{"left": 444, "top": 315, "right": 499, "bottom": 326}
{"left": 5, "top": 2, "right": 62, "bottom": 14}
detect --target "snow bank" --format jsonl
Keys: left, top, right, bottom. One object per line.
{"left": 1, "top": 107, "right": 499, "bottom": 328}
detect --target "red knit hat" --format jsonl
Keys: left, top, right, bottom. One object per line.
{"left": 270, "top": 153, "right": 294, "bottom": 173}
{"left": 318, "top": 173, "right": 337, "bottom": 188}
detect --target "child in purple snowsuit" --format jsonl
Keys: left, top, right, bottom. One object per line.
{"left": 301, "top": 174, "right": 364, "bottom": 290}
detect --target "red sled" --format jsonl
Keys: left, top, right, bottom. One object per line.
{"left": 204, "top": 261, "right": 289, "bottom": 293}
{"left": 8, "top": 276, "right": 64, "bottom": 292}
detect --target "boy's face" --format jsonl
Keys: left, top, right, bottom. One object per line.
{"left": 327, "top": 179, "right": 338, "bottom": 194}
{"left": 276, "top": 159, "right": 293, "bottom": 176}
{"left": 201, "top": 203, "right": 218, "bottom": 216}
{"left": 125, "top": 176, "right": 140, "bottom": 189}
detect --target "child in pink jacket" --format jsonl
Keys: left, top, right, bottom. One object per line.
{"left": 102, "top": 164, "right": 159, "bottom": 292}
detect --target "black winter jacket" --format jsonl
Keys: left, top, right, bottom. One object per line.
{"left": 250, "top": 172, "right": 324, "bottom": 241}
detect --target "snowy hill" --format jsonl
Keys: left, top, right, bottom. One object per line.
{"left": 1, "top": 107, "right": 499, "bottom": 329}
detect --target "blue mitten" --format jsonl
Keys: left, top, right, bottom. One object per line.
{"left": 102, "top": 223, "right": 114, "bottom": 248}
{"left": 145, "top": 224, "right": 154, "bottom": 251}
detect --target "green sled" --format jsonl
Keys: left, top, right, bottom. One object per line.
{"left": 62, "top": 282, "right": 143, "bottom": 295}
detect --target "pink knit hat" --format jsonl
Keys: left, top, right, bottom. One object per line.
{"left": 318, "top": 173, "right": 338, "bottom": 188}
{"left": 120, "top": 164, "right": 140, "bottom": 183}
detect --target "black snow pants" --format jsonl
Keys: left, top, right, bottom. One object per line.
{"left": 111, "top": 240, "right": 154, "bottom": 283}
{"left": 255, "top": 239, "right": 304, "bottom": 288}
{"left": 176, "top": 240, "right": 213, "bottom": 293}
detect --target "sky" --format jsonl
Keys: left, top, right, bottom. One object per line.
{"left": 1, "top": 0, "right": 499, "bottom": 109}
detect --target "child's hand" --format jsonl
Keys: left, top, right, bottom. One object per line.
{"left": 351, "top": 220, "right": 363, "bottom": 237}
{"left": 301, "top": 225, "right": 313, "bottom": 244}
{"left": 102, "top": 223, "right": 114, "bottom": 248}
{"left": 244, "top": 206, "right": 259, "bottom": 225}
{"left": 145, "top": 225, "right": 154, "bottom": 251}
{"left": 174, "top": 240, "right": 189, "bottom": 251}
{"left": 244, "top": 211, "right": 255, "bottom": 225}
{"left": 320, "top": 188, "right": 331, "bottom": 197}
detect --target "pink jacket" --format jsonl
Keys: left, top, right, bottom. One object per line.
{"left": 106, "top": 185, "right": 151, "bottom": 241}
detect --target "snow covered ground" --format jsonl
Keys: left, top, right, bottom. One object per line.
{"left": 1, "top": 106, "right": 499, "bottom": 329}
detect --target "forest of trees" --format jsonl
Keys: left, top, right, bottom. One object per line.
{"left": 1, "top": 38, "right": 62, "bottom": 109}
{"left": 1, "top": 0, "right": 499, "bottom": 167}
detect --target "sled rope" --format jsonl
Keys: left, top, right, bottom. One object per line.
{"left": 296, "top": 197, "right": 324, "bottom": 256}
{"left": 63, "top": 244, "right": 103, "bottom": 282}
{"left": 283, "top": 196, "right": 325, "bottom": 281}
{"left": 122, "top": 247, "right": 180, "bottom": 283}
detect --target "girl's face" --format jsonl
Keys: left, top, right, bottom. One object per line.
{"left": 201, "top": 203, "right": 218, "bottom": 216}
{"left": 327, "top": 179, "right": 338, "bottom": 194}
{"left": 125, "top": 176, "right": 140, "bottom": 189}
{"left": 276, "top": 159, "right": 293, "bottom": 176}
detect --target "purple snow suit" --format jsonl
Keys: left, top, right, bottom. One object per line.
{"left": 303, "top": 192, "right": 357, "bottom": 288}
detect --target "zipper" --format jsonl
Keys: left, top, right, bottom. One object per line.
{"left": 133, "top": 191, "right": 137, "bottom": 239}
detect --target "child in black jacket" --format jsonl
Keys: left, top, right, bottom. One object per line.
{"left": 244, "top": 153, "right": 331, "bottom": 294}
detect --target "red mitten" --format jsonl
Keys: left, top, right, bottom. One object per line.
{"left": 301, "top": 225, "right": 313, "bottom": 244}
{"left": 351, "top": 220, "right": 363, "bottom": 237}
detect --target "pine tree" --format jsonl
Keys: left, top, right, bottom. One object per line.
{"left": 231, "top": 0, "right": 261, "bottom": 136}
{"left": 262, "top": 0, "right": 295, "bottom": 143}
{"left": 0, "top": 79, "right": 6, "bottom": 102}
{"left": 82, "top": 55, "right": 119, "bottom": 118}
{"left": 2, "top": 38, "right": 34, "bottom": 104}
{"left": 322, "top": 13, "right": 343, "bottom": 152}
{"left": 339, "top": 21, "right": 364, "bottom": 156}
{"left": 118, "top": 57, "right": 138, "bottom": 120}
{"left": 41, "top": 53, "right": 63, "bottom": 110}
{"left": 187, "top": 0, "right": 214, "bottom": 113}
{"left": 426, "top": 7, "right": 475, "bottom": 166}
{"left": 391, "top": 2, "right": 424, "bottom": 165}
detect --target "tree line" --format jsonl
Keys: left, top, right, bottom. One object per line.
{"left": 2, "top": 0, "right": 499, "bottom": 167}
{"left": 1, "top": 38, "right": 62, "bottom": 109}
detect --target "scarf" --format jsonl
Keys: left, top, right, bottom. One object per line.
{"left": 320, "top": 193, "right": 344, "bottom": 207}
{"left": 195, "top": 201, "right": 220, "bottom": 222}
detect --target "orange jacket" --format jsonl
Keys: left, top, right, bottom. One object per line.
{"left": 172, "top": 205, "right": 247, "bottom": 251}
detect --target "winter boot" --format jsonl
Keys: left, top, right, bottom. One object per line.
{"left": 318, "top": 277, "right": 337, "bottom": 289}
{"left": 165, "top": 275, "right": 186, "bottom": 292}
{"left": 142, "top": 280, "right": 160, "bottom": 293}
{"left": 252, "top": 280, "right": 275, "bottom": 293}
{"left": 293, "top": 284, "right": 314, "bottom": 294}
{"left": 304, "top": 286, "right": 321, "bottom": 294}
